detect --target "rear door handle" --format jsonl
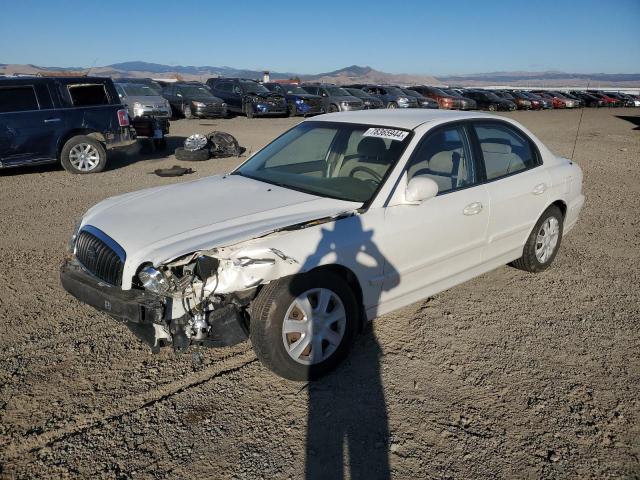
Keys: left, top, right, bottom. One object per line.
{"left": 44, "top": 118, "right": 61, "bottom": 123}
{"left": 532, "top": 183, "right": 547, "bottom": 195}
{"left": 463, "top": 202, "right": 483, "bottom": 216}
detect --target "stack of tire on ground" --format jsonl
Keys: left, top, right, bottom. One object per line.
{"left": 174, "top": 132, "right": 242, "bottom": 161}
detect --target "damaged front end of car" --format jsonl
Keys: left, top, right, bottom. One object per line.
{"left": 60, "top": 232, "right": 304, "bottom": 353}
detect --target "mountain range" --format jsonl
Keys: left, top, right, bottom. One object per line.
{"left": 1, "top": 62, "right": 639, "bottom": 87}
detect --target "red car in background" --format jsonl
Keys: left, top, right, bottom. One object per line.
{"left": 587, "top": 91, "right": 621, "bottom": 107}
{"left": 533, "top": 91, "right": 566, "bottom": 109}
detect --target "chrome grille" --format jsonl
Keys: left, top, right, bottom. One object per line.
{"left": 75, "top": 230, "right": 124, "bottom": 286}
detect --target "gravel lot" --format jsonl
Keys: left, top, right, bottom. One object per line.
{"left": 1, "top": 109, "right": 638, "bottom": 479}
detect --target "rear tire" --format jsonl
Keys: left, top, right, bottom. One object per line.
{"left": 174, "top": 147, "right": 210, "bottom": 161}
{"left": 60, "top": 135, "right": 107, "bottom": 174}
{"left": 511, "top": 205, "right": 564, "bottom": 273}
{"left": 250, "top": 270, "right": 359, "bottom": 381}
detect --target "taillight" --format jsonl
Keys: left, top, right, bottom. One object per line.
{"left": 117, "top": 109, "right": 130, "bottom": 127}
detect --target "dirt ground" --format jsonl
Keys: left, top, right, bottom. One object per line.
{"left": 0, "top": 108, "right": 638, "bottom": 479}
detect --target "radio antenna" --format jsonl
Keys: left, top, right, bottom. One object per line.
{"left": 84, "top": 58, "right": 98, "bottom": 77}
{"left": 570, "top": 80, "right": 589, "bottom": 160}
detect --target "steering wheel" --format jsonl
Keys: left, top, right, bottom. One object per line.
{"left": 348, "top": 166, "right": 383, "bottom": 185}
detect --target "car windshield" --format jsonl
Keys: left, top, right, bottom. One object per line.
{"left": 284, "top": 85, "right": 309, "bottom": 95}
{"left": 384, "top": 86, "right": 406, "bottom": 95}
{"left": 119, "top": 84, "right": 157, "bottom": 96}
{"left": 181, "top": 86, "right": 215, "bottom": 99}
{"left": 443, "top": 89, "right": 464, "bottom": 98}
{"left": 402, "top": 89, "right": 421, "bottom": 97}
{"left": 241, "top": 81, "right": 270, "bottom": 94}
{"left": 484, "top": 92, "right": 502, "bottom": 101}
{"left": 346, "top": 88, "right": 368, "bottom": 98}
{"left": 233, "top": 121, "right": 411, "bottom": 203}
{"left": 327, "top": 87, "right": 350, "bottom": 96}
{"left": 428, "top": 87, "right": 448, "bottom": 96}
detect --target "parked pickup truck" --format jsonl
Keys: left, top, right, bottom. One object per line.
{"left": 0, "top": 76, "right": 135, "bottom": 173}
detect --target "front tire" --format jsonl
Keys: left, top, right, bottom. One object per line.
{"left": 60, "top": 135, "right": 107, "bottom": 174}
{"left": 328, "top": 104, "right": 339, "bottom": 113}
{"left": 288, "top": 102, "right": 297, "bottom": 117}
{"left": 250, "top": 270, "right": 359, "bottom": 381}
{"left": 512, "top": 205, "right": 563, "bottom": 273}
{"left": 183, "top": 104, "right": 193, "bottom": 119}
{"left": 387, "top": 102, "right": 398, "bottom": 109}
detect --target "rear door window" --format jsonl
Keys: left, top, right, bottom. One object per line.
{"left": 474, "top": 122, "right": 537, "bottom": 180}
{"left": 67, "top": 83, "right": 110, "bottom": 106}
{"left": 0, "top": 85, "right": 40, "bottom": 113}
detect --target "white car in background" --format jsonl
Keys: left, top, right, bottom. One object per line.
{"left": 61, "top": 110, "right": 585, "bottom": 380}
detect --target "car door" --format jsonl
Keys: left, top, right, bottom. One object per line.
{"left": 377, "top": 123, "right": 490, "bottom": 311}
{"left": 472, "top": 120, "right": 552, "bottom": 263}
{"left": 0, "top": 81, "right": 61, "bottom": 166}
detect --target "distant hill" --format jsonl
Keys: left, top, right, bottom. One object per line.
{"left": 437, "top": 71, "right": 640, "bottom": 87}
{"left": 1, "top": 62, "right": 638, "bottom": 87}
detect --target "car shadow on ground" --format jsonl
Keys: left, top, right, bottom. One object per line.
{"left": 107, "top": 135, "right": 188, "bottom": 171}
{"left": 615, "top": 115, "right": 640, "bottom": 130}
{"left": 295, "top": 215, "right": 398, "bottom": 480}
{"left": 0, "top": 136, "right": 189, "bottom": 177}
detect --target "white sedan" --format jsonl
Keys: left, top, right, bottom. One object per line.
{"left": 61, "top": 110, "right": 585, "bottom": 380}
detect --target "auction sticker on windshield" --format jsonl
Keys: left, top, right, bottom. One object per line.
{"left": 363, "top": 127, "right": 409, "bottom": 141}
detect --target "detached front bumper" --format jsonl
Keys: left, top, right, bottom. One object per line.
{"left": 60, "top": 259, "right": 164, "bottom": 324}
{"left": 131, "top": 117, "right": 170, "bottom": 138}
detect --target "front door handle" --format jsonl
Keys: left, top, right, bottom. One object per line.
{"left": 463, "top": 202, "right": 483, "bottom": 216}
{"left": 44, "top": 118, "right": 61, "bottom": 123}
{"left": 532, "top": 183, "right": 547, "bottom": 195}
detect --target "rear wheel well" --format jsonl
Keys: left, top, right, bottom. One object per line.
{"left": 57, "top": 130, "right": 105, "bottom": 159}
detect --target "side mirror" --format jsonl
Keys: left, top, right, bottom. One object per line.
{"left": 405, "top": 176, "right": 438, "bottom": 204}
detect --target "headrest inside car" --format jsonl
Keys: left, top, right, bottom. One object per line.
{"left": 357, "top": 137, "right": 388, "bottom": 158}
{"left": 481, "top": 142, "right": 512, "bottom": 154}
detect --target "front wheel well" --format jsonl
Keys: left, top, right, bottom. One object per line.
{"left": 309, "top": 264, "right": 366, "bottom": 328}
{"left": 551, "top": 200, "right": 567, "bottom": 219}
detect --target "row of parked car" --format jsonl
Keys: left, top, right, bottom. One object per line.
{"left": 1, "top": 73, "right": 637, "bottom": 174}
{"left": 112, "top": 77, "right": 640, "bottom": 122}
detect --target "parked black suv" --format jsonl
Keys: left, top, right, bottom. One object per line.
{"left": 462, "top": 90, "right": 517, "bottom": 111}
{"left": 0, "top": 76, "right": 135, "bottom": 173}
{"left": 262, "top": 83, "right": 324, "bottom": 116}
{"left": 161, "top": 82, "right": 227, "bottom": 119}
{"left": 207, "top": 78, "right": 287, "bottom": 118}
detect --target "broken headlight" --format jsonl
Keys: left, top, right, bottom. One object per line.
{"left": 138, "top": 266, "right": 170, "bottom": 295}
{"left": 67, "top": 219, "right": 82, "bottom": 253}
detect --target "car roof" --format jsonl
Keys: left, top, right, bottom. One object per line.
{"left": 309, "top": 109, "right": 501, "bottom": 130}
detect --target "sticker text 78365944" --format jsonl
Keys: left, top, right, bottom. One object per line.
{"left": 362, "top": 127, "right": 410, "bottom": 142}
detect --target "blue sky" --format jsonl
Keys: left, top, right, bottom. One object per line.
{"left": 1, "top": 0, "right": 638, "bottom": 74}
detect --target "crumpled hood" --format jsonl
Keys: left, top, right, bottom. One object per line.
{"left": 80, "top": 174, "right": 360, "bottom": 288}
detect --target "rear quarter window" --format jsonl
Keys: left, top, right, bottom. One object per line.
{"left": 67, "top": 84, "right": 110, "bottom": 106}
{"left": 0, "top": 85, "right": 39, "bottom": 113}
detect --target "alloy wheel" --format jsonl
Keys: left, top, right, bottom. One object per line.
{"left": 69, "top": 143, "right": 100, "bottom": 172}
{"left": 535, "top": 217, "right": 560, "bottom": 263}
